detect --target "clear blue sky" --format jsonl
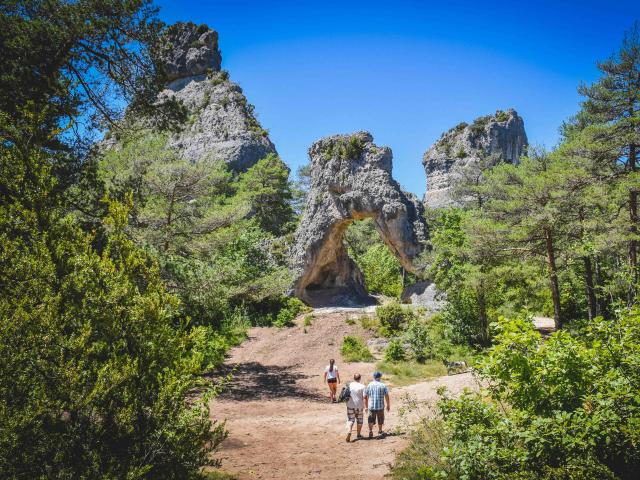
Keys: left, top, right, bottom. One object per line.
{"left": 157, "top": 0, "right": 639, "bottom": 197}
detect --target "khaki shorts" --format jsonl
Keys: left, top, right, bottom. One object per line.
{"left": 347, "top": 407, "right": 364, "bottom": 425}
{"left": 368, "top": 409, "right": 385, "bottom": 425}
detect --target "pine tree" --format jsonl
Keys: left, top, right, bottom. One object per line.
{"left": 577, "top": 22, "right": 640, "bottom": 300}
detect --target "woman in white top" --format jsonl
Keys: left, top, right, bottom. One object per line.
{"left": 323, "top": 358, "right": 340, "bottom": 402}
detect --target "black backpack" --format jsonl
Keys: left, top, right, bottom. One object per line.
{"left": 337, "top": 383, "right": 351, "bottom": 403}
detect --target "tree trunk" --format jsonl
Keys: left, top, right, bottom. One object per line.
{"left": 595, "top": 256, "right": 604, "bottom": 316}
{"left": 544, "top": 227, "right": 562, "bottom": 329}
{"left": 583, "top": 256, "right": 597, "bottom": 321}
{"left": 628, "top": 143, "right": 638, "bottom": 304}
{"left": 477, "top": 280, "right": 489, "bottom": 347}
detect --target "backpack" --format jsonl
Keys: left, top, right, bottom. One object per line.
{"left": 337, "top": 383, "right": 351, "bottom": 403}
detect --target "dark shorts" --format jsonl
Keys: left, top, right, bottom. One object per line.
{"left": 327, "top": 378, "right": 337, "bottom": 384}
{"left": 368, "top": 409, "right": 385, "bottom": 425}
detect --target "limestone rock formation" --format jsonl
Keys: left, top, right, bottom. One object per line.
{"left": 291, "top": 132, "right": 428, "bottom": 306}
{"left": 155, "top": 22, "right": 276, "bottom": 172}
{"left": 401, "top": 281, "right": 446, "bottom": 311}
{"left": 423, "top": 109, "right": 527, "bottom": 208}
{"left": 160, "top": 22, "right": 222, "bottom": 83}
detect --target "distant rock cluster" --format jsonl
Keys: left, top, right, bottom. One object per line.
{"left": 422, "top": 109, "right": 527, "bottom": 209}
{"left": 290, "top": 132, "right": 428, "bottom": 307}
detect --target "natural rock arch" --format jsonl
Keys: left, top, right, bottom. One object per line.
{"left": 290, "top": 132, "right": 428, "bottom": 306}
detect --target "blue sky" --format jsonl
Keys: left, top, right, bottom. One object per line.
{"left": 158, "top": 0, "right": 639, "bottom": 196}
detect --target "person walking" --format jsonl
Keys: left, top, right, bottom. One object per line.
{"left": 364, "top": 371, "right": 390, "bottom": 438}
{"left": 323, "top": 359, "right": 340, "bottom": 402}
{"left": 345, "top": 373, "right": 366, "bottom": 442}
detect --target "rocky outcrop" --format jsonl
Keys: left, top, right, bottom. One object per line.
{"left": 291, "top": 132, "right": 428, "bottom": 307}
{"left": 401, "top": 281, "right": 446, "bottom": 311}
{"left": 155, "top": 22, "right": 276, "bottom": 172}
{"left": 160, "top": 22, "right": 222, "bottom": 83}
{"left": 423, "top": 109, "right": 527, "bottom": 208}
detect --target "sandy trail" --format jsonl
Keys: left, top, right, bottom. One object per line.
{"left": 210, "top": 311, "right": 476, "bottom": 479}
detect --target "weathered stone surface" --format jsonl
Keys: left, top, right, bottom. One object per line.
{"left": 291, "top": 132, "right": 428, "bottom": 306}
{"left": 160, "top": 22, "right": 222, "bottom": 82}
{"left": 423, "top": 109, "right": 527, "bottom": 208}
{"left": 152, "top": 22, "right": 276, "bottom": 172}
{"left": 401, "top": 281, "right": 446, "bottom": 311}
{"left": 157, "top": 71, "right": 276, "bottom": 172}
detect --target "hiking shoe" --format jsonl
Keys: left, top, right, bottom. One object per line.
{"left": 378, "top": 431, "right": 386, "bottom": 438}
{"left": 345, "top": 433, "right": 351, "bottom": 443}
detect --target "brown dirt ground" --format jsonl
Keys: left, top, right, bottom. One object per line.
{"left": 209, "top": 310, "right": 477, "bottom": 480}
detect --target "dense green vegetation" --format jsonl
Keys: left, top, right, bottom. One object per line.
{"left": 394, "top": 22, "right": 640, "bottom": 480}
{"left": 0, "top": 1, "right": 300, "bottom": 477}
{"left": 2, "top": 0, "right": 638, "bottom": 477}
{"left": 345, "top": 218, "right": 406, "bottom": 298}
{"left": 341, "top": 335, "right": 375, "bottom": 362}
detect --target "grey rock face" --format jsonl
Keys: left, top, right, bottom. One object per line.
{"left": 401, "top": 281, "right": 446, "bottom": 311}
{"left": 291, "top": 132, "right": 428, "bottom": 307}
{"left": 423, "top": 109, "right": 527, "bottom": 208}
{"left": 157, "top": 70, "right": 276, "bottom": 172}
{"left": 160, "top": 22, "right": 222, "bottom": 82}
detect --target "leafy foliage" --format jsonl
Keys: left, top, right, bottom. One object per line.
{"left": 376, "top": 302, "right": 416, "bottom": 335}
{"left": 341, "top": 335, "right": 374, "bottom": 362}
{"left": 385, "top": 338, "right": 407, "bottom": 361}
{"left": 393, "top": 311, "right": 640, "bottom": 480}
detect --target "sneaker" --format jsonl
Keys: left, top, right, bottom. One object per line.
{"left": 345, "top": 433, "right": 351, "bottom": 443}
{"left": 378, "top": 431, "right": 386, "bottom": 438}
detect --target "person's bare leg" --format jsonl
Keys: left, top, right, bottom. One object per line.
{"left": 356, "top": 421, "right": 363, "bottom": 437}
{"left": 368, "top": 422, "right": 374, "bottom": 437}
{"left": 346, "top": 419, "right": 354, "bottom": 442}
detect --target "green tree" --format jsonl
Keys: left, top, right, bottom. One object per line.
{"left": 480, "top": 149, "right": 579, "bottom": 329}
{"left": 237, "top": 153, "right": 295, "bottom": 236}
{"left": 0, "top": 153, "right": 224, "bottom": 477}
{"left": 575, "top": 22, "right": 640, "bottom": 300}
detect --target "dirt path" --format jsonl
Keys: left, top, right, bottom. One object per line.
{"left": 210, "top": 310, "right": 477, "bottom": 479}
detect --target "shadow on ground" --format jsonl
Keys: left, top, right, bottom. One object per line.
{"left": 213, "top": 362, "right": 322, "bottom": 402}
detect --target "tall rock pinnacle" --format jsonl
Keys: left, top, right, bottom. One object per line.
{"left": 423, "top": 109, "right": 527, "bottom": 208}
{"left": 154, "top": 22, "right": 277, "bottom": 172}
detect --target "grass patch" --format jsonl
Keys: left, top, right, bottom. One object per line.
{"left": 345, "top": 316, "right": 356, "bottom": 325}
{"left": 341, "top": 335, "right": 374, "bottom": 362}
{"left": 303, "top": 314, "right": 314, "bottom": 327}
{"left": 376, "top": 360, "right": 447, "bottom": 387}
{"left": 360, "top": 315, "right": 379, "bottom": 331}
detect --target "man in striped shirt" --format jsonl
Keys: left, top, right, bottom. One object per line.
{"left": 363, "top": 371, "right": 390, "bottom": 438}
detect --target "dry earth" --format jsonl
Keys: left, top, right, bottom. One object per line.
{"left": 209, "top": 310, "right": 477, "bottom": 480}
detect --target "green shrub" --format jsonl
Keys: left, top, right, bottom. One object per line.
{"left": 405, "top": 319, "right": 434, "bottom": 362}
{"left": 187, "top": 325, "right": 230, "bottom": 371}
{"left": 341, "top": 335, "right": 374, "bottom": 362}
{"left": 360, "top": 315, "right": 379, "bottom": 331}
{"left": 274, "top": 297, "right": 307, "bottom": 328}
{"left": 377, "top": 302, "right": 415, "bottom": 335}
{"left": 393, "top": 312, "right": 640, "bottom": 479}
{"left": 358, "top": 244, "right": 404, "bottom": 297}
{"left": 345, "top": 316, "right": 356, "bottom": 325}
{"left": 303, "top": 314, "right": 314, "bottom": 327}
{"left": 494, "top": 109, "right": 510, "bottom": 122}
{"left": 385, "top": 338, "right": 406, "bottom": 361}
{"left": 455, "top": 147, "right": 466, "bottom": 159}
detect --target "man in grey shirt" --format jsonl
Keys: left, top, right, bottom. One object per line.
{"left": 345, "top": 373, "right": 366, "bottom": 442}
